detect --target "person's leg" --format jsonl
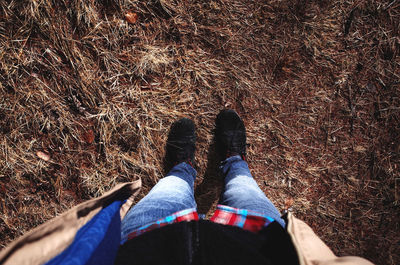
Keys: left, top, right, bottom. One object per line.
{"left": 220, "top": 155, "right": 285, "bottom": 227}
{"left": 121, "top": 118, "right": 197, "bottom": 239}
{"left": 215, "top": 109, "right": 285, "bottom": 227}
{"left": 121, "top": 162, "right": 196, "bottom": 239}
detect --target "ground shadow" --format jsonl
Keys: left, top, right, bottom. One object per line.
{"left": 194, "top": 140, "right": 224, "bottom": 215}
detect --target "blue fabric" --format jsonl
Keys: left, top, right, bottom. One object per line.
{"left": 46, "top": 200, "right": 122, "bottom": 265}
{"left": 121, "top": 156, "right": 285, "bottom": 241}
{"left": 121, "top": 162, "right": 197, "bottom": 241}
{"left": 220, "top": 155, "right": 285, "bottom": 227}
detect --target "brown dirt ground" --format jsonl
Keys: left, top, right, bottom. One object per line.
{"left": 0, "top": 0, "right": 399, "bottom": 264}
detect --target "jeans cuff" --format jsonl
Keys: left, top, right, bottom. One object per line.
{"left": 220, "top": 155, "right": 252, "bottom": 179}
{"left": 166, "top": 162, "right": 197, "bottom": 187}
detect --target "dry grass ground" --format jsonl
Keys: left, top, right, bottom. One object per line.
{"left": 0, "top": 0, "right": 399, "bottom": 264}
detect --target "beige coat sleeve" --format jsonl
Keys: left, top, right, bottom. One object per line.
{"left": 287, "top": 212, "right": 375, "bottom": 265}
{"left": 0, "top": 180, "right": 141, "bottom": 265}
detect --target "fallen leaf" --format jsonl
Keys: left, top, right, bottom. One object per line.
{"left": 36, "top": 151, "right": 50, "bottom": 161}
{"left": 0, "top": 184, "right": 6, "bottom": 194}
{"left": 125, "top": 12, "right": 138, "bottom": 24}
{"left": 61, "top": 189, "right": 78, "bottom": 201}
{"left": 354, "top": 145, "right": 366, "bottom": 153}
{"left": 82, "top": 129, "right": 95, "bottom": 144}
{"left": 224, "top": 101, "right": 232, "bottom": 108}
{"left": 284, "top": 198, "right": 294, "bottom": 210}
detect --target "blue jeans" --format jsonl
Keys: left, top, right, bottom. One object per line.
{"left": 121, "top": 155, "right": 285, "bottom": 239}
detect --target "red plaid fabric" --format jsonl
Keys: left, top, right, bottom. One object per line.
{"left": 126, "top": 208, "right": 198, "bottom": 240}
{"left": 125, "top": 205, "right": 274, "bottom": 241}
{"left": 210, "top": 205, "right": 274, "bottom": 233}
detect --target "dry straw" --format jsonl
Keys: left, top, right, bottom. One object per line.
{"left": 0, "top": 0, "right": 399, "bottom": 264}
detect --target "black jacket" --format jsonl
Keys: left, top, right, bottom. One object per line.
{"left": 116, "top": 220, "right": 299, "bottom": 265}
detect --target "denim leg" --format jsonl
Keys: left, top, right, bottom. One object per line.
{"left": 121, "top": 162, "right": 197, "bottom": 239}
{"left": 220, "top": 155, "right": 285, "bottom": 227}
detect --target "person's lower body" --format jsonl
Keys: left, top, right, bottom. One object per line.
{"left": 121, "top": 110, "right": 285, "bottom": 239}
{"left": 121, "top": 156, "right": 284, "bottom": 240}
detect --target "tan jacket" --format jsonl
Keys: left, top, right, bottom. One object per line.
{"left": 0, "top": 181, "right": 374, "bottom": 265}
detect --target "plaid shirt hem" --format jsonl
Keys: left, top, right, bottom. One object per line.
{"left": 125, "top": 205, "right": 274, "bottom": 242}
{"left": 210, "top": 205, "right": 274, "bottom": 233}
{"left": 125, "top": 208, "right": 199, "bottom": 241}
